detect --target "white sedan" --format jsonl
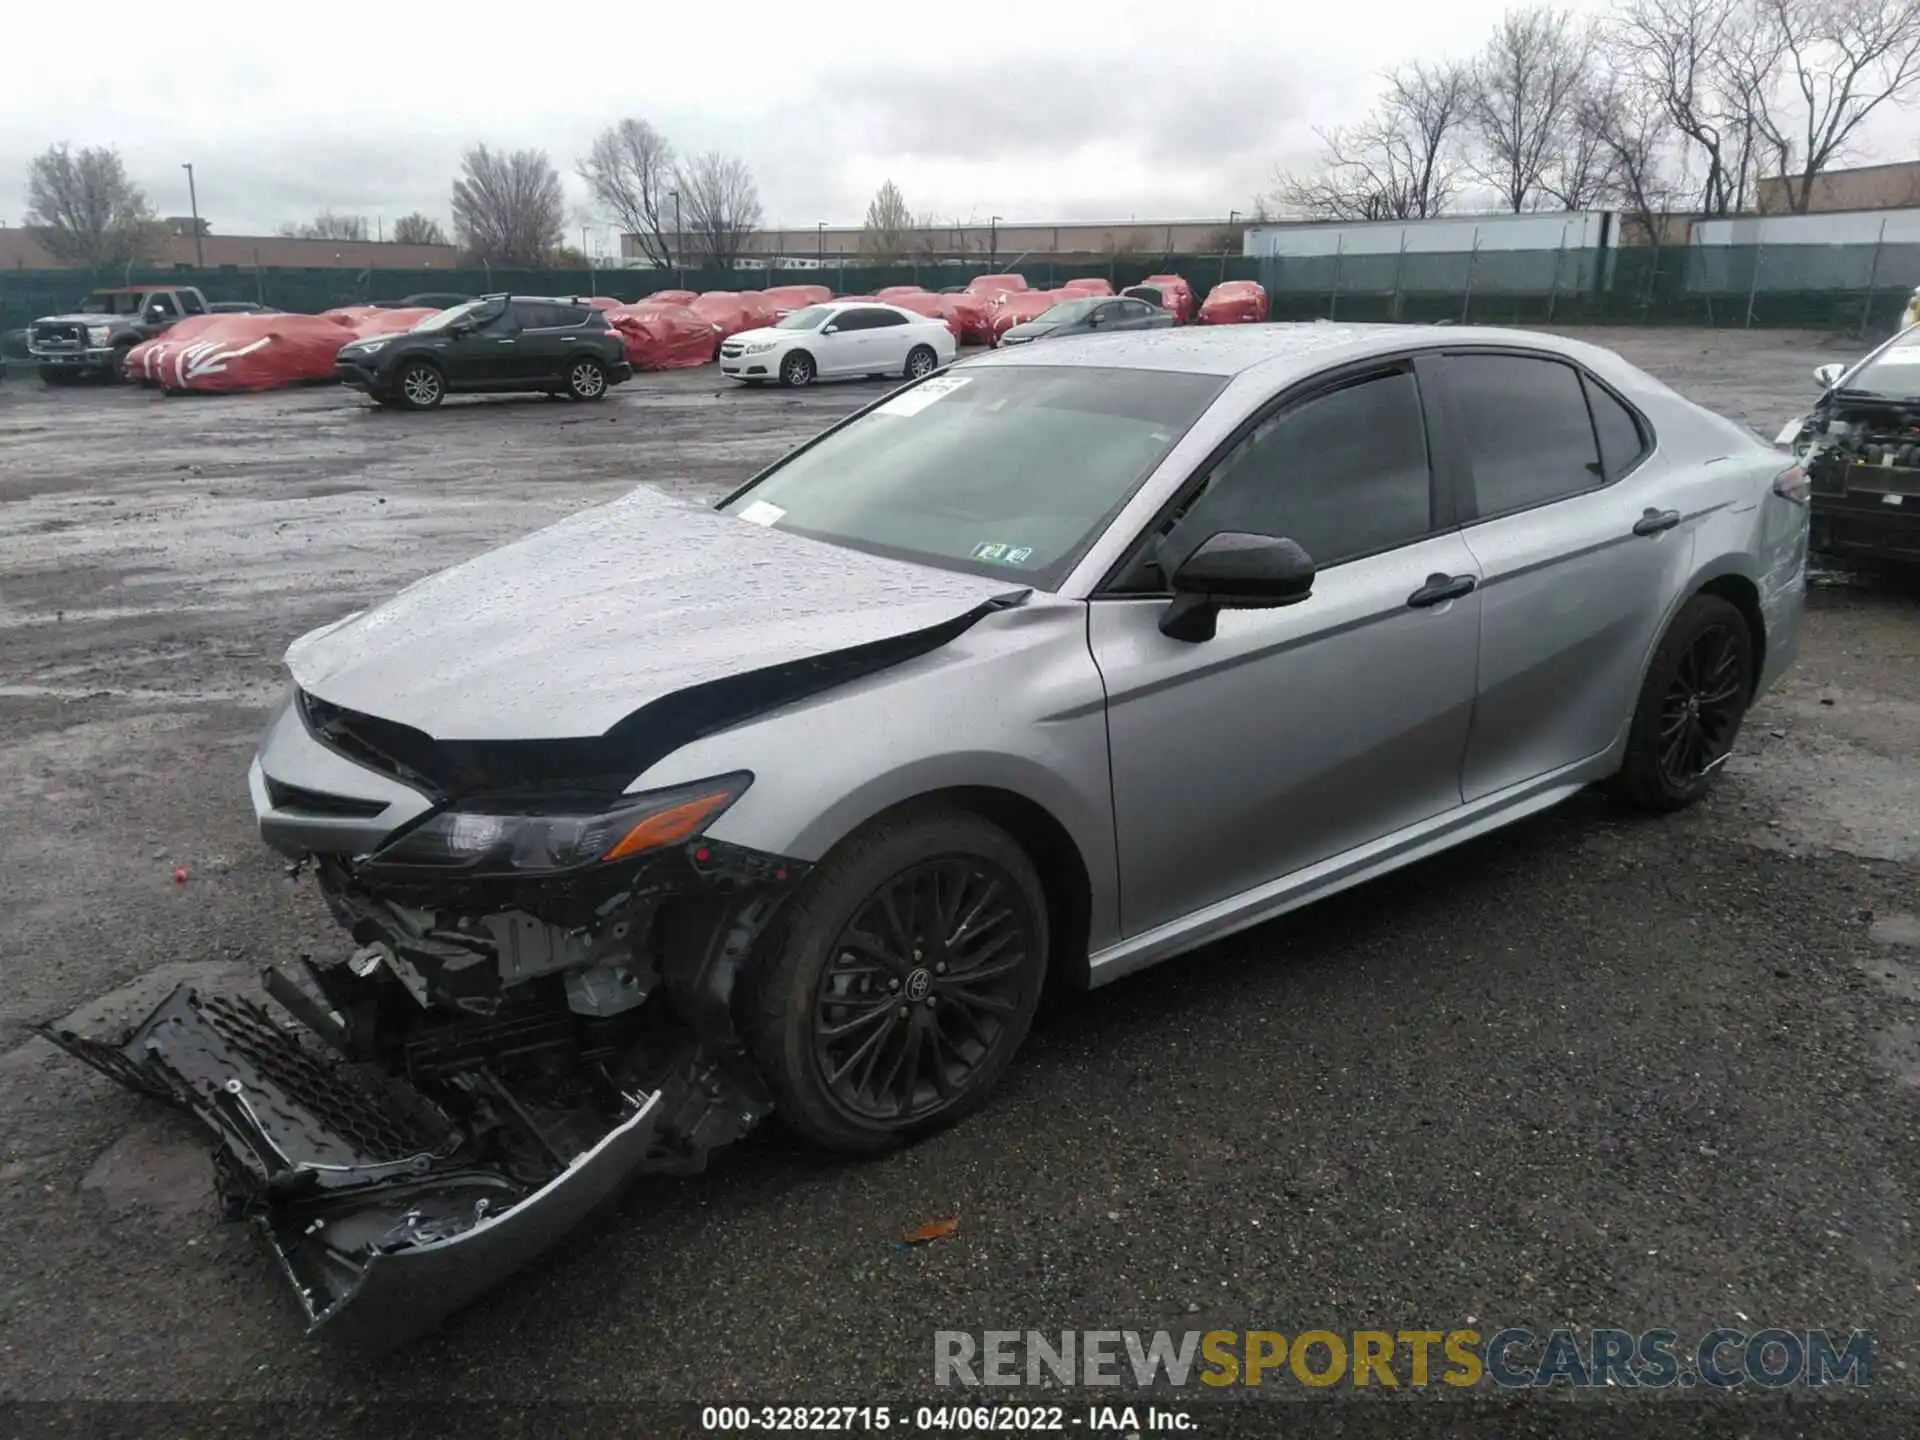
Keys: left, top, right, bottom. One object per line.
{"left": 719, "top": 301, "right": 956, "bottom": 388}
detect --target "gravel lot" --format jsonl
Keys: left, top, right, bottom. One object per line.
{"left": 2, "top": 328, "right": 1918, "bottom": 1415}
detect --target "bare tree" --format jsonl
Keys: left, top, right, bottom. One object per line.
{"left": 578, "top": 118, "right": 678, "bottom": 268}
{"left": 451, "top": 145, "right": 565, "bottom": 267}
{"left": 1467, "top": 7, "right": 1596, "bottom": 211}
{"left": 1581, "top": 72, "right": 1686, "bottom": 237}
{"left": 1612, "top": 0, "right": 1773, "bottom": 214}
{"left": 23, "top": 143, "right": 162, "bottom": 267}
{"left": 1537, "top": 87, "right": 1623, "bottom": 209}
{"left": 391, "top": 212, "right": 448, "bottom": 246}
{"left": 908, "top": 210, "right": 946, "bottom": 264}
{"left": 279, "top": 210, "right": 368, "bottom": 241}
{"left": 1272, "top": 60, "right": 1473, "bottom": 219}
{"left": 677, "top": 152, "right": 762, "bottom": 270}
{"left": 1741, "top": 0, "right": 1920, "bottom": 211}
{"left": 861, "top": 180, "right": 913, "bottom": 263}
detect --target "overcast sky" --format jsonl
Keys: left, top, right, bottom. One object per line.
{"left": 0, "top": 0, "right": 1909, "bottom": 246}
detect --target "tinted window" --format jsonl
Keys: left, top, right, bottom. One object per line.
{"left": 1585, "top": 375, "right": 1647, "bottom": 479}
{"left": 145, "top": 293, "right": 179, "bottom": 318}
{"left": 720, "top": 366, "right": 1227, "bottom": 590}
{"left": 513, "top": 302, "right": 573, "bottom": 328}
{"left": 1448, "top": 354, "right": 1602, "bottom": 517}
{"left": 830, "top": 309, "right": 875, "bottom": 332}
{"left": 1148, "top": 369, "right": 1433, "bottom": 577}
{"left": 1119, "top": 300, "right": 1152, "bottom": 319}
{"left": 179, "top": 291, "right": 206, "bottom": 316}
{"left": 868, "top": 309, "right": 909, "bottom": 328}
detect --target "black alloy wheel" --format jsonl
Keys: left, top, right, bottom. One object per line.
{"left": 749, "top": 808, "right": 1048, "bottom": 1154}
{"left": 812, "top": 858, "right": 1033, "bottom": 1126}
{"left": 1613, "top": 593, "right": 1753, "bottom": 812}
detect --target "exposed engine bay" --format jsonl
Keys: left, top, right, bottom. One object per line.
{"left": 41, "top": 698, "right": 810, "bottom": 1348}
{"left": 1792, "top": 395, "right": 1920, "bottom": 534}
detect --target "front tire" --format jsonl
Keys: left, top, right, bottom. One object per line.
{"left": 1611, "top": 594, "right": 1754, "bottom": 812}
{"left": 904, "top": 344, "right": 938, "bottom": 380}
{"left": 749, "top": 809, "right": 1049, "bottom": 1155}
{"left": 565, "top": 356, "right": 608, "bottom": 401}
{"left": 394, "top": 361, "right": 445, "bottom": 410}
{"left": 779, "top": 350, "right": 816, "bottom": 388}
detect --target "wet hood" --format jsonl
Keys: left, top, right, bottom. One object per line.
{"left": 285, "top": 486, "right": 1028, "bottom": 742}
{"left": 36, "top": 312, "right": 131, "bottom": 326}
{"left": 1000, "top": 322, "right": 1060, "bottom": 343}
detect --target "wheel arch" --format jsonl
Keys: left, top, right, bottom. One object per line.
{"left": 1693, "top": 571, "right": 1766, "bottom": 697}
{"left": 790, "top": 783, "right": 1096, "bottom": 993}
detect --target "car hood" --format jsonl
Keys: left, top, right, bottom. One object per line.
{"left": 1000, "top": 323, "right": 1060, "bottom": 342}
{"left": 36, "top": 313, "right": 125, "bottom": 326}
{"left": 285, "top": 485, "right": 1029, "bottom": 742}
{"left": 726, "top": 326, "right": 789, "bottom": 346}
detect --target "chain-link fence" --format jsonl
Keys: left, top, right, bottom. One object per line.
{"left": 6, "top": 239, "right": 1915, "bottom": 341}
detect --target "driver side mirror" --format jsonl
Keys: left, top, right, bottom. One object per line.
{"left": 1814, "top": 362, "right": 1846, "bottom": 389}
{"left": 821, "top": 323, "right": 840, "bottom": 335}
{"left": 1158, "top": 532, "right": 1316, "bottom": 643}
{"left": 144, "top": 307, "right": 167, "bottom": 324}
{"left": 448, "top": 322, "right": 472, "bottom": 339}
{"left": 1086, "top": 311, "right": 1103, "bottom": 328}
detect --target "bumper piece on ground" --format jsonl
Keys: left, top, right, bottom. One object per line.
{"left": 39, "top": 984, "right": 667, "bottom": 1347}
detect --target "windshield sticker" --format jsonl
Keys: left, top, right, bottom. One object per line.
{"left": 876, "top": 374, "right": 971, "bottom": 417}
{"left": 737, "top": 500, "right": 785, "bottom": 526}
{"left": 970, "top": 542, "right": 1034, "bottom": 565}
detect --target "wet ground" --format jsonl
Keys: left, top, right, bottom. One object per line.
{"left": 2, "top": 328, "right": 1918, "bottom": 1410}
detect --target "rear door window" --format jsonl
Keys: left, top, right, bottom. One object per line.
{"left": 1444, "top": 354, "right": 1605, "bottom": 519}
{"left": 178, "top": 291, "right": 206, "bottom": 316}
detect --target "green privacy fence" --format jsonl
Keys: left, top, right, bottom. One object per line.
{"left": 1258, "top": 240, "right": 1920, "bottom": 334}
{"left": 4, "top": 242, "right": 1914, "bottom": 342}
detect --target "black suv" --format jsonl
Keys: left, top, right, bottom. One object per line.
{"left": 334, "top": 294, "right": 633, "bottom": 409}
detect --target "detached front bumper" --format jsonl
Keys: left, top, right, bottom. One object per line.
{"left": 40, "top": 985, "right": 668, "bottom": 1346}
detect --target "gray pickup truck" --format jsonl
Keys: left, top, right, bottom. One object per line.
{"left": 27, "top": 284, "right": 211, "bottom": 383}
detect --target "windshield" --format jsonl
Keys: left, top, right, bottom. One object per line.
{"left": 1836, "top": 329, "right": 1920, "bottom": 398}
{"left": 776, "top": 305, "right": 832, "bottom": 331}
{"left": 1034, "top": 298, "right": 1103, "bottom": 325}
{"left": 411, "top": 298, "right": 501, "bottom": 332}
{"left": 77, "top": 292, "right": 145, "bottom": 315}
{"left": 718, "top": 365, "right": 1227, "bottom": 589}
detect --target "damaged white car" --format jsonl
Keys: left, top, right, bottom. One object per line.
{"left": 44, "top": 325, "right": 1807, "bottom": 1345}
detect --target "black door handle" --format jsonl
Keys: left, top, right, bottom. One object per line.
{"left": 1407, "top": 572, "right": 1478, "bottom": 608}
{"left": 1632, "top": 508, "right": 1681, "bottom": 536}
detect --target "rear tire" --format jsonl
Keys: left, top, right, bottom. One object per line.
{"left": 394, "top": 361, "right": 445, "bottom": 410}
{"left": 749, "top": 808, "right": 1048, "bottom": 1156}
{"left": 1610, "top": 594, "right": 1754, "bottom": 812}
{"left": 565, "top": 356, "right": 608, "bottom": 401}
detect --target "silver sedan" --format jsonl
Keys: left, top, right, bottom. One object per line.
{"left": 51, "top": 323, "right": 1810, "bottom": 1342}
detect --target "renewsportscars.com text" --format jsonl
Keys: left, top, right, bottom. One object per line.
{"left": 933, "top": 1327, "right": 1874, "bottom": 1390}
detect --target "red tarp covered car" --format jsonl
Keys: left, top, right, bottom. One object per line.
{"left": 350, "top": 307, "right": 441, "bottom": 338}
{"left": 149, "top": 314, "right": 356, "bottom": 393}
{"left": 876, "top": 285, "right": 926, "bottom": 303}
{"left": 1136, "top": 275, "right": 1196, "bottom": 324}
{"left": 1198, "top": 280, "right": 1270, "bottom": 325}
{"left": 988, "top": 290, "right": 1064, "bottom": 344}
{"left": 317, "top": 305, "right": 385, "bottom": 329}
{"left": 945, "top": 293, "right": 992, "bottom": 345}
{"left": 763, "top": 284, "right": 831, "bottom": 309}
{"left": 644, "top": 289, "right": 698, "bottom": 307}
{"left": 605, "top": 303, "right": 719, "bottom": 370}
{"left": 124, "top": 316, "right": 223, "bottom": 386}
{"left": 689, "top": 292, "right": 756, "bottom": 339}
{"left": 892, "top": 292, "right": 964, "bottom": 340}
{"left": 967, "top": 273, "right": 1028, "bottom": 300}
{"left": 1060, "top": 277, "right": 1114, "bottom": 296}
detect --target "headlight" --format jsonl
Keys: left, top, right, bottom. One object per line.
{"left": 352, "top": 338, "right": 390, "bottom": 355}
{"left": 87, "top": 325, "right": 111, "bottom": 346}
{"left": 368, "top": 773, "right": 752, "bottom": 874}
{"left": 743, "top": 340, "right": 778, "bottom": 354}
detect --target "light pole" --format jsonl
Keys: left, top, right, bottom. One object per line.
{"left": 817, "top": 221, "right": 825, "bottom": 266}
{"left": 181, "top": 162, "right": 203, "bottom": 268}
{"left": 1223, "top": 208, "right": 1240, "bottom": 281}
{"left": 989, "top": 215, "right": 1001, "bottom": 272}
{"left": 671, "top": 189, "right": 682, "bottom": 284}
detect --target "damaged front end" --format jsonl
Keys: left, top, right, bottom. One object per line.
{"left": 42, "top": 693, "right": 807, "bottom": 1347}
{"left": 1790, "top": 391, "right": 1920, "bottom": 565}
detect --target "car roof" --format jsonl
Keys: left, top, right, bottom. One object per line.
{"left": 954, "top": 322, "right": 1621, "bottom": 380}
